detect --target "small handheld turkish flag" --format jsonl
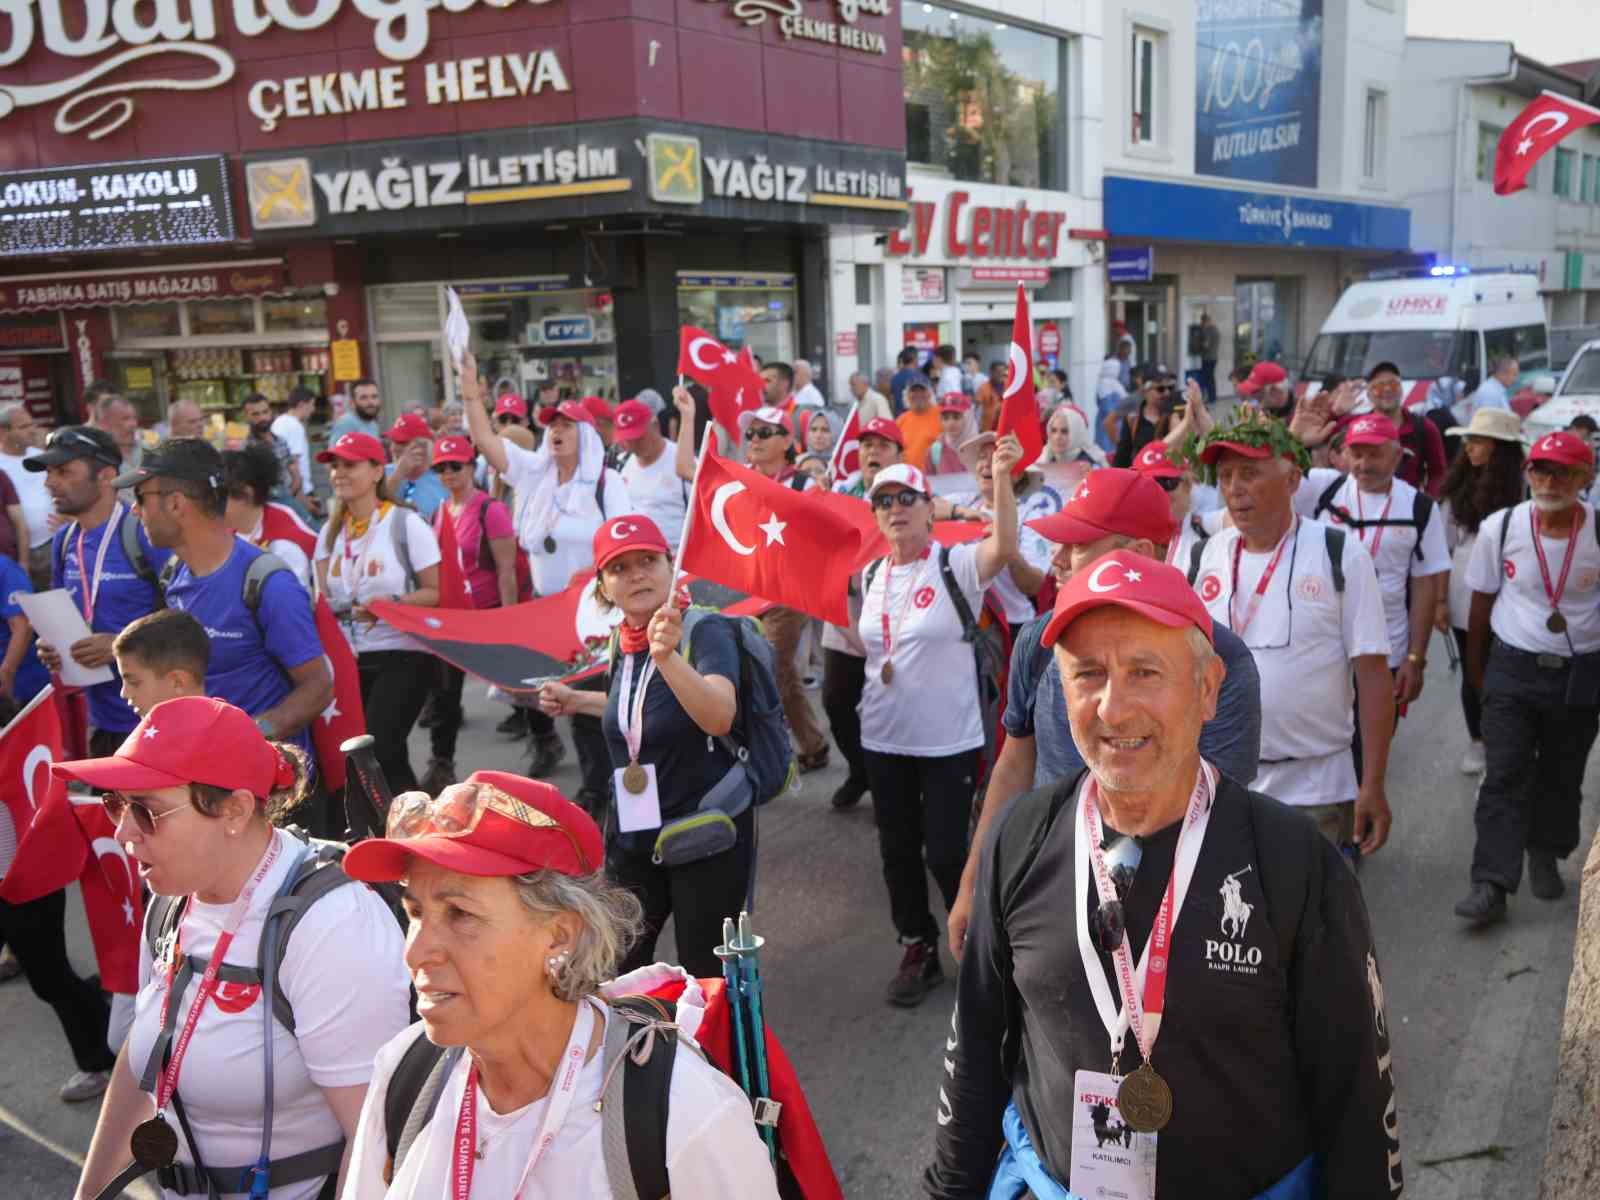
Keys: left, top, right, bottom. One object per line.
{"left": 0, "top": 688, "right": 87, "bottom": 904}
{"left": 996, "top": 283, "right": 1045, "bottom": 473}
{"left": 680, "top": 448, "right": 862, "bottom": 624}
{"left": 310, "top": 595, "right": 365, "bottom": 794}
{"left": 829, "top": 402, "right": 864, "bottom": 480}
{"left": 1494, "top": 91, "right": 1600, "bottom": 196}
{"left": 433, "top": 506, "right": 473, "bottom": 610}
{"left": 677, "top": 327, "right": 766, "bottom": 442}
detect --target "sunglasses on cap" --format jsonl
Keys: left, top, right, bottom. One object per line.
{"left": 1088, "top": 833, "right": 1143, "bottom": 952}
{"left": 386, "top": 779, "right": 588, "bottom": 866}
{"left": 745, "top": 425, "right": 786, "bottom": 442}
{"left": 871, "top": 489, "right": 925, "bottom": 511}
{"left": 103, "top": 792, "right": 191, "bottom": 837}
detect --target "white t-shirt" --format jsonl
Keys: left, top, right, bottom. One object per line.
{"left": 271, "top": 413, "right": 312, "bottom": 494}
{"left": 620, "top": 443, "right": 687, "bottom": 551}
{"left": 1193, "top": 519, "right": 1390, "bottom": 807}
{"left": 315, "top": 505, "right": 442, "bottom": 654}
{"left": 793, "top": 382, "right": 826, "bottom": 410}
{"left": 1466, "top": 501, "right": 1600, "bottom": 656}
{"left": 502, "top": 440, "right": 633, "bottom": 596}
{"left": 942, "top": 486, "right": 1060, "bottom": 625}
{"left": 857, "top": 541, "right": 993, "bottom": 756}
{"left": 936, "top": 364, "right": 964, "bottom": 397}
{"left": 1440, "top": 500, "right": 1478, "bottom": 631}
{"left": 1295, "top": 469, "right": 1451, "bottom": 666}
{"left": 341, "top": 1005, "right": 779, "bottom": 1200}
{"left": 128, "top": 829, "right": 411, "bottom": 1200}
{"left": 0, "top": 447, "right": 52, "bottom": 548}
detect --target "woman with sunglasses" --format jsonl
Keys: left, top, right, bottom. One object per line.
{"left": 338, "top": 770, "right": 779, "bottom": 1198}
{"left": 416, "top": 435, "right": 521, "bottom": 794}
{"left": 857, "top": 443, "right": 1021, "bottom": 1007}
{"left": 69, "top": 697, "right": 411, "bottom": 1200}
{"left": 315, "top": 432, "right": 442, "bottom": 794}
{"left": 1112, "top": 371, "right": 1179, "bottom": 468}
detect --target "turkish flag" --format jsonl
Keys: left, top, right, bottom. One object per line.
{"left": 677, "top": 327, "right": 765, "bottom": 441}
{"left": 72, "top": 801, "right": 143, "bottom": 993}
{"left": 432, "top": 506, "right": 473, "bottom": 610}
{"left": 680, "top": 448, "right": 862, "bottom": 624}
{"left": 829, "top": 402, "right": 863, "bottom": 480}
{"left": 996, "top": 283, "right": 1044, "bottom": 473}
{"left": 310, "top": 596, "right": 365, "bottom": 794}
{"left": 1494, "top": 91, "right": 1600, "bottom": 195}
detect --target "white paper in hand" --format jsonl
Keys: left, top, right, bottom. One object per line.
{"left": 16, "top": 589, "right": 113, "bottom": 688}
{"left": 444, "top": 286, "right": 470, "bottom": 371}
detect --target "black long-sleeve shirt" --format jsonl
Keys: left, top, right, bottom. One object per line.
{"left": 927, "top": 773, "right": 1403, "bottom": 1199}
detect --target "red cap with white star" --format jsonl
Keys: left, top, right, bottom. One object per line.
{"left": 1040, "top": 548, "right": 1214, "bottom": 648}
{"left": 592, "top": 515, "right": 671, "bottom": 573}
{"left": 1527, "top": 430, "right": 1595, "bottom": 468}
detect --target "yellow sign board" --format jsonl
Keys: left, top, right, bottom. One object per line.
{"left": 331, "top": 339, "right": 361, "bottom": 382}
{"left": 647, "top": 133, "right": 703, "bottom": 206}
{"left": 124, "top": 365, "right": 154, "bottom": 391}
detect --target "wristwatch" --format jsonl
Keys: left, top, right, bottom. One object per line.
{"left": 1405, "top": 651, "right": 1426, "bottom": 667}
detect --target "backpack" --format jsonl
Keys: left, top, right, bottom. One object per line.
{"left": 1494, "top": 502, "right": 1600, "bottom": 566}
{"left": 608, "top": 607, "right": 798, "bottom": 808}
{"left": 462, "top": 493, "right": 533, "bottom": 603}
{"left": 53, "top": 507, "right": 159, "bottom": 596}
{"left": 1188, "top": 524, "right": 1348, "bottom": 596}
{"left": 1312, "top": 475, "right": 1433, "bottom": 562}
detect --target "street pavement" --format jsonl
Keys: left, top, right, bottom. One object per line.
{"left": 3, "top": 639, "right": 1595, "bottom": 1198}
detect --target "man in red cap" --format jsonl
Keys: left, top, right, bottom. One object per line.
{"left": 1189, "top": 417, "right": 1395, "bottom": 859}
{"left": 1458, "top": 430, "right": 1600, "bottom": 924}
{"left": 384, "top": 411, "right": 448, "bottom": 520}
{"left": 1238, "top": 361, "right": 1291, "bottom": 417}
{"left": 930, "top": 551, "right": 1400, "bottom": 1200}
{"left": 947, "top": 469, "right": 1262, "bottom": 957}
{"left": 1357, "top": 361, "right": 1447, "bottom": 497}
{"left": 613, "top": 397, "right": 689, "bottom": 552}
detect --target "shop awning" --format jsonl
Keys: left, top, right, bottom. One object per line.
{"left": 0, "top": 259, "right": 291, "bottom": 315}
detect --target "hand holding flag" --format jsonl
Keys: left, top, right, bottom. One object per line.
{"left": 995, "top": 283, "right": 1045, "bottom": 473}
{"left": 1494, "top": 91, "right": 1600, "bottom": 196}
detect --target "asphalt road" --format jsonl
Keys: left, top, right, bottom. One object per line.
{"left": 4, "top": 640, "right": 1595, "bottom": 1198}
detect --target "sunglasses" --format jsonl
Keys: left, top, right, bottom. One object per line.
{"left": 103, "top": 792, "right": 190, "bottom": 837}
{"left": 871, "top": 490, "right": 925, "bottom": 511}
{"left": 495, "top": 413, "right": 521, "bottom": 424}
{"left": 745, "top": 426, "right": 787, "bottom": 442}
{"left": 434, "top": 461, "right": 468, "bottom": 474}
{"left": 1150, "top": 384, "right": 1174, "bottom": 394}
{"left": 386, "top": 780, "right": 591, "bottom": 871}
{"left": 1368, "top": 380, "right": 1402, "bottom": 394}
{"left": 133, "top": 486, "right": 176, "bottom": 507}
{"left": 1088, "top": 833, "right": 1143, "bottom": 952}
{"left": 1153, "top": 475, "right": 1183, "bottom": 493}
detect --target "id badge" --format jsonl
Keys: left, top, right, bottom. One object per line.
{"left": 1068, "top": 1070, "right": 1157, "bottom": 1200}
{"left": 614, "top": 762, "right": 663, "bottom": 833}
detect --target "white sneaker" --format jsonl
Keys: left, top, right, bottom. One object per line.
{"left": 1460, "top": 741, "right": 1486, "bottom": 775}
{"left": 59, "top": 1069, "right": 110, "bottom": 1103}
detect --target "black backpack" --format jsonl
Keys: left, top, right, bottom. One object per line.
{"left": 1312, "top": 476, "right": 1433, "bottom": 562}
{"left": 1187, "top": 524, "right": 1348, "bottom": 596}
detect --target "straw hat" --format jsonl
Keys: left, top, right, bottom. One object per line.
{"left": 1446, "top": 408, "right": 1523, "bottom": 443}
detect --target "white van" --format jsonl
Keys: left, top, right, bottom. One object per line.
{"left": 1299, "top": 272, "right": 1550, "bottom": 408}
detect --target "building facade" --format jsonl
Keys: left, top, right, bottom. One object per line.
{"left": 1099, "top": 0, "right": 1412, "bottom": 392}
{"left": 826, "top": 1, "right": 1103, "bottom": 408}
{"left": 0, "top": 1, "right": 907, "bottom": 428}
{"left": 1398, "top": 39, "right": 1600, "bottom": 367}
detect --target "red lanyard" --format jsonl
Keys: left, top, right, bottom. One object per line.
{"left": 73, "top": 506, "right": 124, "bottom": 624}
{"left": 451, "top": 1001, "right": 595, "bottom": 1200}
{"left": 1531, "top": 506, "right": 1585, "bottom": 614}
{"left": 154, "top": 835, "right": 282, "bottom": 1113}
{"left": 878, "top": 546, "right": 931, "bottom": 661}
{"left": 1353, "top": 485, "right": 1394, "bottom": 558}
{"left": 1228, "top": 519, "right": 1296, "bottom": 637}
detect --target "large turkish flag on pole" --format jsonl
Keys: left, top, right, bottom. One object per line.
{"left": 679, "top": 447, "right": 862, "bottom": 624}
{"left": 677, "top": 327, "right": 766, "bottom": 442}
{"left": 995, "top": 283, "right": 1045, "bottom": 473}
{"left": 1494, "top": 91, "right": 1600, "bottom": 195}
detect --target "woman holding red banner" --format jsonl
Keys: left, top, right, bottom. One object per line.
{"left": 68, "top": 697, "right": 410, "bottom": 1200}
{"left": 857, "top": 439, "right": 1022, "bottom": 1008}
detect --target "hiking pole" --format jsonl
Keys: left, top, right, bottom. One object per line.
{"left": 1441, "top": 627, "right": 1461, "bottom": 673}
{"left": 732, "top": 909, "right": 780, "bottom": 1160}
{"left": 714, "top": 917, "right": 755, "bottom": 1102}
{"left": 341, "top": 734, "right": 394, "bottom": 839}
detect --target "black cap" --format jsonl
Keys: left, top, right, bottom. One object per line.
{"left": 905, "top": 373, "right": 933, "bottom": 392}
{"left": 111, "top": 438, "right": 223, "bottom": 491}
{"left": 24, "top": 425, "right": 121, "bottom": 473}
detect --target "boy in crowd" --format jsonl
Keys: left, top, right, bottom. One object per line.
{"left": 112, "top": 609, "right": 209, "bottom": 718}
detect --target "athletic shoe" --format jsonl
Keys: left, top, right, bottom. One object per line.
{"left": 527, "top": 736, "right": 567, "bottom": 778}
{"left": 886, "top": 940, "right": 944, "bottom": 1007}
{"left": 59, "top": 1070, "right": 111, "bottom": 1103}
{"left": 496, "top": 711, "right": 527, "bottom": 738}
{"left": 830, "top": 776, "right": 868, "bottom": 810}
{"left": 1527, "top": 852, "right": 1565, "bottom": 900}
{"left": 0, "top": 947, "right": 20, "bottom": 983}
{"left": 418, "top": 758, "right": 456, "bottom": 796}
{"left": 1454, "top": 882, "right": 1507, "bottom": 927}
{"left": 1459, "top": 742, "right": 1486, "bottom": 775}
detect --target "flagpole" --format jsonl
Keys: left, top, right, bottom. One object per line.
{"left": 829, "top": 400, "right": 859, "bottom": 479}
{"left": 670, "top": 418, "right": 718, "bottom": 585}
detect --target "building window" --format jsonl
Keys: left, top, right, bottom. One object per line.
{"left": 1132, "top": 28, "right": 1161, "bottom": 147}
{"left": 902, "top": 3, "right": 1067, "bottom": 190}
{"left": 1476, "top": 123, "right": 1504, "bottom": 182}
{"left": 1585, "top": 153, "right": 1600, "bottom": 203}
{"left": 1362, "top": 89, "right": 1387, "bottom": 182}
{"left": 1555, "top": 148, "right": 1577, "bottom": 199}
{"left": 854, "top": 265, "right": 873, "bottom": 307}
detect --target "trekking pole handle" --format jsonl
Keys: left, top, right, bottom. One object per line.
{"left": 341, "top": 734, "right": 394, "bottom": 835}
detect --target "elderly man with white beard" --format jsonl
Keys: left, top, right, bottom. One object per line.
{"left": 927, "top": 550, "right": 1401, "bottom": 1200}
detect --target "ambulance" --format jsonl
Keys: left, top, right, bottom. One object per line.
{"left": 1299, "top": 270, "right": 1550, "bottom": 409}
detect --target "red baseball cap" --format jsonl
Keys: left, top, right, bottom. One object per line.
{"left": 611, "top": 400, "right": 655, "bottom": 443}
{"left": 52, "top": 697, "right": 294, "bottom": 797}
{"left": 1027, "top": 469, "right": 1176, "bottom": 546}
{"left": 592, "top": 514, "right": 671, "bottom": 572}
{"left": 1040, "top": 549, "right": 1214, "bottom": 649}
{"left": 939, "top": 393, "right": 972, "bottom": 413}
{"left": 432, "top": 436, "right": 475, "bottom": 466}
{"left": 537, "top": 400, "right": 595, "bottom": 428}
{"left": 316, "top": 431, "right": 386, "bottom": 465}
{"left": 1133, "top": 442, "right": 1185, "bottom": 480}
{"left": 343, "top": 770, "right": 603, "bottom": 882}
{"left": 1343, "top": 413, "right": 1399, "bottom": 447}
{"left": 860, "top": 417, "right": 904, "bottom": 448}
{"left": 1248, "top": 361, "right": 1287, "bottom": 388}
{"left": 1527, "top": 430, "right": 1596, "bottom": 468}
{"left": 580, "top": 395, "right": 615, "bottom": 425}
{"left": 1197, "top": 437, "right": 1297, "bottom": 467}
{"left": 386, "top": 412, "right": 432, "bottom": 444}
{"left": 494, "top": 392, "right": 528, "bottom": 420}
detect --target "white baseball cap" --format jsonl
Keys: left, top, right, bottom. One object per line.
{"left": 865, "top": 462, "right": 931, "bottom": 501}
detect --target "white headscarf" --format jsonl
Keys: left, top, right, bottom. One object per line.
{"left": 524, "top": 420, "right": 607, "bottom": 548}
{"left": 1097, "top": 357, "right": 1128, "bottom": 401}
{"left": 1046, "top": 402, "right": 1107, "bottom": 467}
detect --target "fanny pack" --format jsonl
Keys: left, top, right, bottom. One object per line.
{"left": 651, "top": 763, "right": 753, "bottom": 867}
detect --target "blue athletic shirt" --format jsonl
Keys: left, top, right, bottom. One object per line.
{"left": 164, "top": 538, "right": 324, "bottom": 760}
{"left": 385, "top": 466, "right": 449, "bottom": 521}
{"left": 0, "top": 554, "right": 50, "bottom": 705}
{"left": 52, "top": 507, "right": 171, "bottom": 734}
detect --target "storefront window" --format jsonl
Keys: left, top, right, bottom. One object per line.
{"left": 676, "top": 273, "right": 798, "bottom": 365}
{"left": 463, "top": 280, "right": 617, "bottom": 403}
{"left": 903, "top": 3, "right": 1066, "bottom": 190}
{"left": 262, "top": 295, "right": 327, "bottom": 332}
{"left": 1234, "top": 279, "right": 1300, "bottom": 367}
{"left": 113, "top": 303, "right": 181, "bottom": 339}
{"left": 190, "top": 298, "right": 256, "bottom": 336}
